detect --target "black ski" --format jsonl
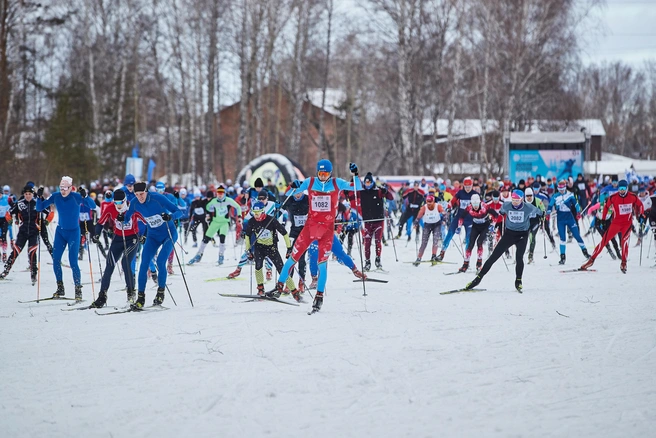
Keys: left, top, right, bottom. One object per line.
{"left": 352, "top": 278, "right": 388, "bottom": 283}
{"left": 205, "top": 277, "right": 245, "bottom": 282}
{"left": 95, "top": 305, "right": 169, "bottom": 316}
{"left": 439, "top": 288, "right": 487, "bottom": 295}
{"left": 18, "top": 296, "right": 77, "bottom": 303}
{"left": 307, "top": 308, "right": 319, "bottom": 315}
{"left": 66, "top": 300, "right": 87, "bottom": 306}
{"left": 219, "top": 293, "right": 300, "bottom": 306}
{"left": 443, "top": 271, "right": 465, "bottom": 276}
{"left": 560, "top": 268, "right": 597, "bottom": 273}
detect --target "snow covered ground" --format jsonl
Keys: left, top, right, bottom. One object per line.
{"left": 1, "top": 224, "right": 655, "bottom": 438}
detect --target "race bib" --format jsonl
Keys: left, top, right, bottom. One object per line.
{"left": 311, "top": 196, "right": 331, "bottom": 212}
{"left": 618, "top": 204, "right": 632, "bottom": 215}
{"left": 116, "top": 218, "right": 133, "bottom": 230}
{"left": 0, "top": 205, "right": 9, "bottom": 215}
{"left": 473, "top": 217, "right": 487, "bottom": 224}
{"left": 578, "top": 183, "right": 586, "bottom": 191}
{"left": 507, "top": 210, "right": 525, "bottom": 223}
{"left": 194, "top": 207, "right": 205, "bottom": 215}
{"left": 293, "top": 214, "right": 307, "bottom": 227}
{"left": 79, "top": 212, "right": 90, "bottom": 221}
{"left": 216, "top": 204, "right": 228, "bottom": 216}
{"left": 258, "top": 229, "right": 272, "bottom": 241}
{"left": 144, "top": 214, "right": 164, "bottom": 228}
{"left": 556, "top": 199, "right": 570, "bottom": 212}
{"left": 460, "top": 200, "right": 471, "bottom": 209}
{"left": 409, "top": 203, "right": 419, "bottom": 209}
{"left": 424, "top": 208, "right": 441, "bottom": 224}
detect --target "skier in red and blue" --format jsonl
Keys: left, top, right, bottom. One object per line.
{"left": 267, "top": 160, "right": 362, "bottom": 312}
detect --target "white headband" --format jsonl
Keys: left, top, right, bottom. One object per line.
{"left": 61, "top": 176, "right": 73, "bottom": 185}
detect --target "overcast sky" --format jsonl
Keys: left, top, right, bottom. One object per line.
{"left": 579, "top": 0, "right": 656, "bottom": 66}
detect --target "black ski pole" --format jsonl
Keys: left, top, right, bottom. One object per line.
{"left": 165, "top": 219, "right": 193, "bottom": 307}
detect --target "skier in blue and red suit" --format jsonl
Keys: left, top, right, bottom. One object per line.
{"left": 437, "top": 176, "right": 476, "bottom": 261}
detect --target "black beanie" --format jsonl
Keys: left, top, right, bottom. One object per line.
{"left": 22, "top": 185, "right": 35, "bottom": 194}
{"left": 113, "top": 189, "right": 126, "bottom": 201}
{"left": 133, "top": 182, "right": 147, "bottom": 193}
{"left": 254, "top": 178, "right": 264, "bottom": 188}
{"left": 364, "top": 172, "right": 374, "bottom": 183}
{"left": 206, "top": 190, "right": 215, "bottom": 199}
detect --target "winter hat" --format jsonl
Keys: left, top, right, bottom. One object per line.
{"left": 257, "top": 190, "right": 268, "bottom": 200}
{"left": 525, "top": 188, "right": 534, "bottom": 196}
{"left": 511, "top": 190, "right": 524, "bottom": 200}
{"left": 179, "top": 188, "right": 187, "bottom": 196}
{"left": 364, "top": 172, "right": 374, "bottom": 183}
{"left": 155, "top": 181, "right": 166, "bottom": 191}
{"left": 471, "top": 193, "right": 481, "bottom": 206}
{"left": 61, "top": 176, "right": 73, "bottom": 186}
{"left": 216, "top": 185, "right": 226, "bottom": 193}
{"left": 134, "top": 182, "right": 147, "bottom": 193}
{"left": 124, "top": 174, "right": 136, "bottom": 185}
{"left": 254, "top": 178, "right": 264, "bottom": 188}
{"left": 617, "top": 179, "right": 628, "bottom": 188}
{"left": 113, "top": 189, "right": 126, "bottom": 201}
{"left": 426, "top": 195, "right": 435, "bottom": 203}
{"left": 206, "top": 190, "right": 215, "bottom": 199}
{"left": 22, "top": 185, "right": 35, "bottom": 194}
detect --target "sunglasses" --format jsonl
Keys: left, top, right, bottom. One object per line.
{"left": 114, "top": 200, "right": 125, "bottom": 205}
{"left": 60, "top": 186, "right": 71, "bottom": 191}
{"left": 318, "top": 171, "right": 331, "bottom": 179}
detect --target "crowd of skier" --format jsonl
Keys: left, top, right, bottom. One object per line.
{"left": 0, "top": 161, "right": 653, "bottom": 312}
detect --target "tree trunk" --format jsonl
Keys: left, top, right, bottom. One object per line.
{"left": 396, "top": 0, "right": 413, "bottom": 175}
{"left": 318, "top": 0, "right": 333, "bottom": 160}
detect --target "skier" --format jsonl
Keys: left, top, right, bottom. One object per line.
{"left": 243, "top": 201, "right": 298, "bottom": 297}
{"left": 266, "top": 159, "right": 362, "bottom": 312}
{"left": 187, "top": 185, "right": 242, "bottom": 265}
{"left": 458, "top": 193, "right": 498, "bottom": 272}
{"left": 464, "top": 190, "right": 543, "bottom": 292}
{"left": 121, "top": 181, "right": 183, "bottom": 308}
{"left": 36, "top": 177, "right": 97, "bottom": 300}
{"left": 187, "top": 191, "right": 212, "bottom": 247}
{"left": 283, "top": 186, "right": 309, "bottom": 291}
{"left": 337, "top": 200, "right": 362, "bottom": 258}
{"left": 412, "top": 195, "right": 445, "bottom": 266}
{"left": 524, "top": 188, "right": 546, "bottom": 263}
{"left": 397, "top": 181, "right": 424, "bottom": 241}
{"left": 581, "top": 180, "right": 644, "bottom": 273}
{"left": 89, "top": 189, "right": 144, "bottom": 308}
{"left": 437, "top": 176, "right": 475, "bottom": 261}
{"left": 307, "top": 233, "right": 367, "bottom": 289}
{"left": 0, "top": 189, "right": 12, "bottom": 262}
{"left": 545, "top": 179, "right": 591, "bottom": 265}
{"left": 0, "top": 185, "right": 39, "bottom": 283}
{"left": 358, "top": 172, "right": 393, "bottom": 271}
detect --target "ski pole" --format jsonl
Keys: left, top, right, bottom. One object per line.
{"left": 165, "top": 220, "right": 193, "bottom": 307}
{"left": 388, "top": 216, "right": 398, "bottom": 261}
{"left": 83, "top": 222, "right": 96, "bottom": 301}
{"left": 648, "top": 232, "right": 652, "bottom": 259}
{"left": 95, "top": 243, "right": 104, "bottom": 281}
{"left": 542, "top": 222, "right": 547, "bottom": 259}
{"left": 37, "top": 216, "right": 41, "bottom": 302}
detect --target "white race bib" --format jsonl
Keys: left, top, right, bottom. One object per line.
{"left": 507, "top": 210, "right": 525, "bottom": 223}
{"left": 258, "top": 229, "right": 272, "bottom": 241}
{"left": 578, "top": 183, "right": 586, "bottom": 191}
{"left": 79, "top": 212, "right": 90, "bottom": 221}
{"left": 0, "top": 205, "right": 10, "bottom": 215}
{"left": 216, "top": 203, "right": 228, "bottom": 216}
{"left": 116, "top": 218, "right": 133, "bottom": 230}
{"left": 618, "top": 204, "right": 632, "bottom": 215}
{"left": 311, "top": 195, "right": 331, "bottom": 212}
{"left": 293, "top": 214, "right": 307, "bottom": 227}
{"left": 409, "top": 203, "right": 419, "bottom": 209}
{"left": 144, "top": 215, "right": 164, "bottom": 228}
{"left": 194, "top": 207, "right": 205, "bottom": 215}
{"left": 460, "top": 200, "right": 471, "bottom": 209}
{"left": 423, "top": 208, "right": 441, "bottom": 224}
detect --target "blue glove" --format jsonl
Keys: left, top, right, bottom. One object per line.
{"left": 349, "top": 163, "right": 359, "bottom": 175}
{"left": 455, "top": 227, "right": 461, "bottom": 235}
{"left": 291, "top": 180, "right": 301, "bottom": 189}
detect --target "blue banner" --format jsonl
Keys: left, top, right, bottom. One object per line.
{"left": 510, "top": 150, "right": 583, "bottom": 181}
{"left": 147, "top": 158, "right": 156, "bottom": 182}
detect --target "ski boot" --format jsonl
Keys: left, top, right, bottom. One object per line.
{"left": 0, "top": 269, "right": 8, "bottom": 280}
{"left": 476, "top": 259, "right": 482, "bottom": 273}
{"left": 407, "top": 234, "right": 411, "bottom": 242}
{"left": 53, "top": 281, "right": 65, "bottom": 298}
{"left": 75, "top": 284, "right": 83, "bottom": 301}
{"left": 582, "top": 248, "right": 591, "bottom": 259}
{"left": 90, "top": 291, "right": 108, "bottom": 308}
{"left": 312, "top": 292, "right": 324, "bottom": 312}
{"left": 257, "top": 284, "right": 265, "bottom": 296}
{"left": 465, "top": 275, "right": 482, "bottom": 290}
{"left": 218, "top": 254, "right": 224, "bottom": 265}
{"left": 187, "top": 254, "right": 202, "bottom": 265}
{"left": 620, "top": 261, "right": 627, "bottom": 274}
{"left": 436, "top": 250, "right": 445, "bottom": 262}
{"left": 132, "top": 292, "right": 146, "bottom": 309}
{"left": 580, "top": 257, "right": 595, "bottom": 271}
{"left": 458, "top": 261, "right": 469, "bottom": 273}
{"left": 375, "top": 256, "right": 382, "bottom": 269}
{"left": 364, "top": 259, "right": 371, "bottom": 272}
{"left": 227, "top": 267, "right": 242, "bottom": 279}
{"left": 298, "top": 278, "right": 306, "bottom": 294}
{"left": 528, "top": 252, "right": 534, "bottom": 264}
{"left": 266, "top": 281, "right": 284, "bottom": 299}
{"left": 291, "top": 289, "right": 302, "bottom": 303}
{"left": 430, "top": 254, "right": 438, "bottom": 266}
{"left": 127, "top": 288, "right": 136, "bottom": 304}
{"left": 266, "top": 269, "right": 272, "bottom": 281}
{"left": 309, "top": 275, "right": 318, "bottom": 289}
{"left": 167, "top": 263, "right": 174, "bottom": 275}
{"left": 413, "top": 258, "right": 421, "bottom": 267}
{"left": 351, "top": 267, "right": 367, "bottom": 280}
{"left": 515, "top": 278, "right": 523, "bottom": 293}
{"left": 558, "top": 254, "right": 566, "bottom": 265}
{"left": 153, "top": 287, "right": 165, "bottom": 305}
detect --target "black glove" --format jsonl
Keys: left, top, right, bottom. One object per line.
{"left": 174, "top": 191, "right": 180, "bottom": 198}
{"left": 291, "top": 180, "right": 301, "bottom": 189}
{"left": 349, "top": 163, "right": 359, "bottom": 175}
{"left": 139, "top": 235, "right": 146, "bottom": 244}
{"left": 78, "top": 188, "right": 87, "bottom": 198}
{"left": 91, "top": 234, "right": 100, "bottom": 245}
{"left": 116, "top": 212, "right": 125, "bottom": 222}
{"left": 247, "top": 250, "right": 254, "bottom": 261}
{"left": 161, "top": 212, "right": 172, "bottom": 221}
{"left": 286, "top": 247, "right": 293, "bottom": 259}
{"left": 37, "top": 186, "right": 44, "bottom": 198}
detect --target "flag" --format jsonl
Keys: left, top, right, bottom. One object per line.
{"left": 132, "top": 143, "right": 139, "bottom": 158}
{"left": 147, "top": 158, "right": 156, "bottom": 182}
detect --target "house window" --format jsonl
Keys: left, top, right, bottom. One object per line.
{"left": 468, "top": 151, "right": 480, "bottom": 161}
